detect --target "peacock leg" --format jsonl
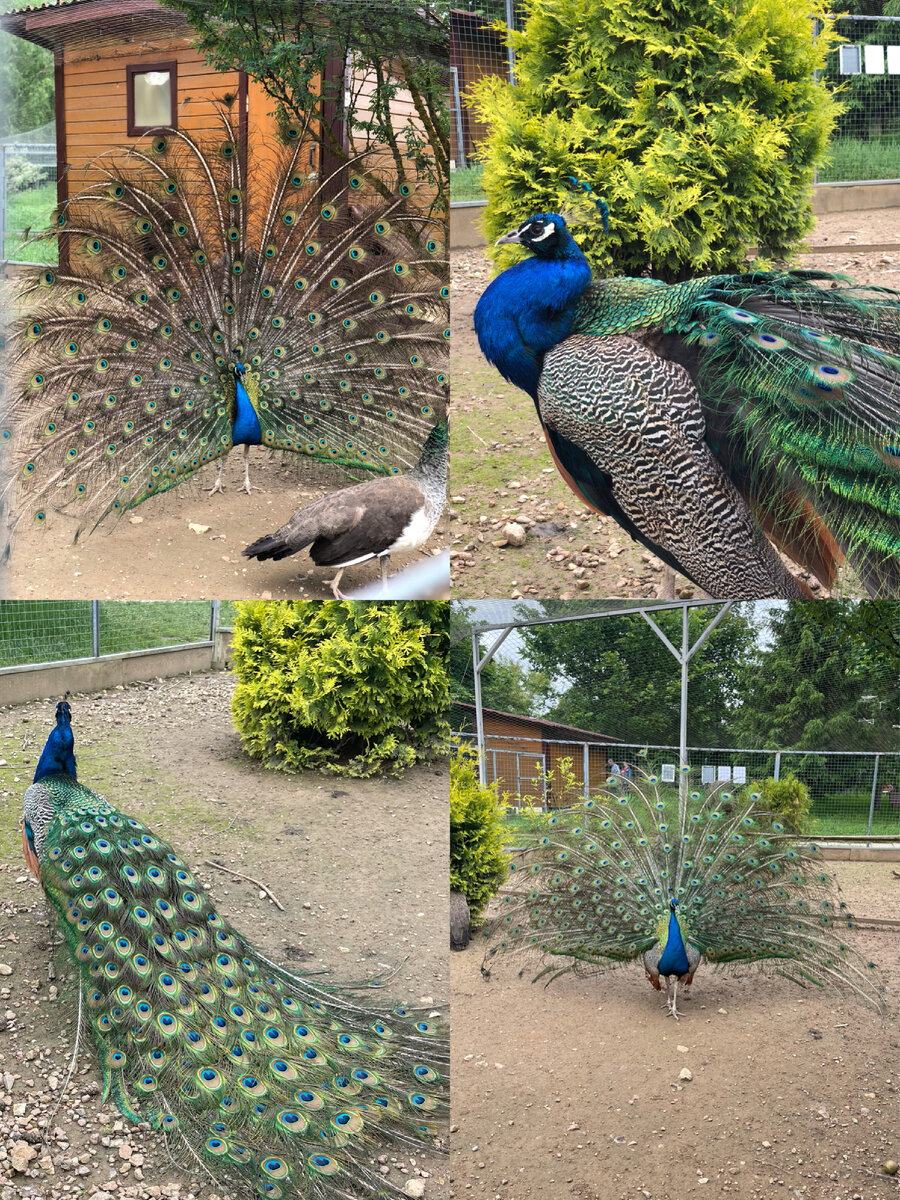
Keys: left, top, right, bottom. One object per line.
{"left": 205, "top": 461, "right": 225, "bottom": 495}
{"left": 325, "top": 567, "right": 347, "bottom": 600}
{"left": 240, "top": 445, "right": 261, "bottom": 494}
{"left": 657, "top": 565, "right": 676, "bottom": 600}
{"left": 380, "top": 556, "right": 390, "bottom": 593}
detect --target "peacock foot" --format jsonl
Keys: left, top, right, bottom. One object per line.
{"left": 205, "top": 477, "right": 225, "bottom": 495}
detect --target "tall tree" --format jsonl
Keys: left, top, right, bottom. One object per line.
{"left": 159, "top": 0, "right": 449, "bottom": 207}
{"left": 0, "top": 33, "right": 53, "bottom": 139}
{"left": 517, "top": 604, "right": 758, "bottom": 746}
{"left": 470, "top": 0, "right": 840, "bottom": 279}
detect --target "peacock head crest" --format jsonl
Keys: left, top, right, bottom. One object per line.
{"left": 495, "top": 214, "right": 576, "bottom": 259}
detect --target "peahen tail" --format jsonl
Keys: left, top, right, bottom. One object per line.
{"left": 1, "top": 112, "right": 448, "bottom": 550}
{"left": 25, "top": 746, "right": 447, "bottom": 1197}
{"left": 480, "top": 775, "right": 884, "bottom": 1011}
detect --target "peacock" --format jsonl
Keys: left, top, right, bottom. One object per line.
{"left": 473, "top": 211, "right": 900, "bottom": 599}
{"left": 0, "top": 112, "right": 448, "bottom": 555}
{"left": 22, "top": 700, "right": 448, "bottom": 1197}
{"left": 480, "top": 774, "right": 884, "bottom": 1020}
{"left": 242, "top": 418, "right": 447, "bottom": 597}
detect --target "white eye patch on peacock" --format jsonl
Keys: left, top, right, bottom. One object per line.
{"left": 523, "top": 220, "right": 556, "bottom": 243}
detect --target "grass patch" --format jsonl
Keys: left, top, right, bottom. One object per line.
{"left": 0, "top": 600, "right": 215, "bottom": 668}
{"left": 4, "top": 179, "right": 57, "bottom": 264}
{"left": 819, "top": 136, "right": 900, "bottom": 183}
{"left": 451, "top": 165, "right": 485, "bottom": 202}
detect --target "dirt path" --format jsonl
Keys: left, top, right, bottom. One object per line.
{"left": 450, "top": 861, "right": 900, "bottom": 1200}
{"left": 2, "top": 453, "right": 447, "bottom": 600}
{"left": 450, "top": 208, "right": 900, "bottom": 600}
{"left": 0, "top": 672, "right": 449, "bottom": 1199}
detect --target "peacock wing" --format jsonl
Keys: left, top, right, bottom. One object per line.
{"left": 38, "top": 784, "right": 447, "bottom": 1199}
{"left": 536, "top": 333, "right": 806, "bottom": 598}
{"left": 683, "top": 271, "right": 900, "bottom": 595}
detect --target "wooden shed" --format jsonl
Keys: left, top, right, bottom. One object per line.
{"left": 0, "top": 0, "right": 437, "bottom": 254}
{"left": 452, "top": 703, "right": 623, "bottom": 806}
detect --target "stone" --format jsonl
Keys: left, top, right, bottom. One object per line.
{"left": 502, "top": 522, "right": 527, "bottom": 547}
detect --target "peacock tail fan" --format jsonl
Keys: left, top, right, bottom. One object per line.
{"left": 31, "top": 773, "right": 447, "bottom": 1199}
{"left": 0, "top": 111, "right": 448, "bottom": 550}
{"left": 480, "top": 775, "right": 884, "bottom": 1014}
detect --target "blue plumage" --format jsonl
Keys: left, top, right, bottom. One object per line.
{"left": 33, "top": 700, "right": 76, "bottom": 782}
{"left": 656, "top": 901, "right": 691, "bottom": 978}
{"left": 473, "top": 213, "right": 590, "bottom": 399}
{"left": 230, "top": 363, "right": 263, "bottom": 447}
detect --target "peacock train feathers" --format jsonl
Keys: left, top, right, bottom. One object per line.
{"left": 22, "top": 701, "right": 447, "bottom": 1198}
{"left": 0, "top": 113, "right": 448, "bottom": 553}
{"left": 474, "top": 212, "right": 900, "bottom": 599}
{"left": 480, "top": 774, "right": 884, "bottom": 1020}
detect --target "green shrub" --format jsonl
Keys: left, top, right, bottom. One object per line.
{"left": 450, "top": 743, "right": 509, "bottom": 925}
{"left": 749, "top": 773, "right": 812, "bottom": 832}
{"left": 470, "top": 0, "right": 840, "bottom": 279}
{"left": 231, "top": 600, "right": 449, "bottom": 777}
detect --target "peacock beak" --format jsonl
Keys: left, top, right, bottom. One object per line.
{"left": 495, "top": 228, "right": 524, "bottom": 246}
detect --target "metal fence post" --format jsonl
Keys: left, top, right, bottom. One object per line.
{"left": 866, "top": 754, "right": 881, "bottom": 836}
{"left": 0, "top": 144, "right": 6, "bottom": 265}
{"left": 450, "top": 67, "right": 467, "bottom": 171}
{"left": 582, "top": 740, "right": 589, "bottom": 801}
{"left": 773, "top": 751, "right": 781, "bottom": 782}
{"left": 210, "top": 600, "right": 220, "bottom": 641}
{"left": 91, "top": 601, "right": 100, "bottom": 658}
{"left": 504, "top": 0, "right": 517, "bottom": 85}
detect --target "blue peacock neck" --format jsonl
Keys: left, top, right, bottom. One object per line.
{"left": 473, "top": 224, "right": 592, "bottom": 400}
{"left": 656, "top": 900, "right": 690, "bottom": 977}
{"left": 231, "top": 364, "right": 263, "bottom": 446}
{"left": 34, "top": 702, "right": 77, "bottom": 782}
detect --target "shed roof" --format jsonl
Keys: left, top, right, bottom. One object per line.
{"left": 0, "top": 0, "right": 184, "bottom": 50}
{"left": 453, "top": 702, "right": 622, "bottom": 744}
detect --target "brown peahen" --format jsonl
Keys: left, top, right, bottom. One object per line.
{"left": 22, "top": 700, "right": 448, "bottom": 1197}
{"left": 480, "top": 774, "right": 884, "bottom": 1019}
{"left": 1, "top": 113, "right": 448, "bottom": 556}
{"left": 473, "top": 211, "right": 900, "bottom": 598}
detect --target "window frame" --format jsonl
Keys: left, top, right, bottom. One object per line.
{"left": 126, "top": 61, "right": 178, "bottom": 137}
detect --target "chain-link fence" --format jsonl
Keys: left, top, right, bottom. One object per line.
{"left": 0, "top": 601, "right": 238, "bottom": 669}
{"left": 449, "top": 8, "right": 900, "bottom": 197}
{"left": 454, "top": 730, "right": 900, "bottom": 837}
{"left": 819, "top": 15, "right": 900, "bottom": 183}
{"left": 0, "top": 124, "right": 57, "bottom": 265}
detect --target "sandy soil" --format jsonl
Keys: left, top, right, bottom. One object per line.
{"left": 449, "top": 208, "right": 900, "bottom": 601}
{"left": 450, "top": 861, "right": 900, "bottom": 1200}
{"left": 1, "top": 452, "right": 447, "bottom": 601}
{"left": 0, "top": 672, "right": 449, "bottom": 1200}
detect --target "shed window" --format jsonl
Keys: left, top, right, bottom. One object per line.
{"left": 127, "top": 62, "right": 177, "bottom": 136}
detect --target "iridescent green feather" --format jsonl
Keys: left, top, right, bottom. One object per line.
{"left": 33, "top": 773, "right": 447, "bottom": 1200}
{"left": 0, "top": 113, "right": 448, "bottom": 546}
{"left": 481, "top": 776, "right": 883, "bottom": 1012}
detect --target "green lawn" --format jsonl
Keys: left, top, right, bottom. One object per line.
{"left": 450, "top": 165, "right": 485, "bottom": 202}
{"left": 818, "top": 136, "right": 900, "bottom": 183}
{"left": 3, "top": 179, "right": 58, "bottom": 264}
{"left": 0, "top": 601, "right": 217, "bottom": 668}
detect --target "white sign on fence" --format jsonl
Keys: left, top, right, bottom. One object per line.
{"left": 660, "top": 763, "right": 676, "bottom": 783}
{"left": 717, "top": 765, "right": 732, "bottom": 782}
{"left": 733, "top": 766, "right": 747, "bottom": 785}
{"left": 701, "top": 765, "right": 715, "bottom": 784}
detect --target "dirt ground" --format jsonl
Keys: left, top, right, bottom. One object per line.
{"left": 450, "top": 861, "right": 900, "bottom": 1200}
{"left": 0, "top": 672, "right": 449, "bottom": 1199}
{"left": 450, "top": 208, "right": 900, "bottom": 601}
{"left": 1, "top": 453, "right": 447, "bottom": 601}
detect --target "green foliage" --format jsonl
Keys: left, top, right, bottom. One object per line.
{"left": 470, "top": 0, "right": 840, "bottom": 279}
{"left": 749, "top": 773, "right": 812, "bottom": 832}
{"left": 450, "top": 743, "right": 509, "bottom": 924}
{"left": 0, "top": 34, "right": 53, "bottom": 139}
{"left": 449, "top": 635, "right": 547, "bottom": 716}
{"left": 159, "top": 0, "right": 449, "bottom": 203}
{"left": 230, "top": 601, "right": 449, "bottom": 777}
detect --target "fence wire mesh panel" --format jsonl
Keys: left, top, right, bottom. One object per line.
{"left": 0, "top": 128, "right": 57, "bottom": 265}
{"left": 820, "top": 15, "right": 900, "bottom": 183}
{"left": 455, "top": 731, "right": 900, "bottom": 836}
{"left": 450, "top": 0, "right": 519, "bottom": 193}
{"left": 0, "top": 601, "right": 218, "bottom": 670}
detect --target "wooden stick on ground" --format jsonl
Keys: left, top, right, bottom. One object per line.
{"left": 203, "top": 859, "right": 286, "bottom": 911}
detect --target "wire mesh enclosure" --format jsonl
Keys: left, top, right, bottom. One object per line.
{"left": 0, "top": 127, "right": 57, "bottom": 265}
{"left": 819, "top": 14, "right": 900, "bottom": 183}
{"left": 0, "top": 600, "right": 224, "bottom": 669}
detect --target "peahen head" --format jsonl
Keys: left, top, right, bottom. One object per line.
{"left": 495, "top": 213, "right": 585, "bottom": 261}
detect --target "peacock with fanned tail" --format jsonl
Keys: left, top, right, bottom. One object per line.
{"left": 480, "top": 774, "right": 884, "bottom": 1019}
{"left": 1, "top": 113, "right": 448, "bottom": 553}
{"left": 473, "top": 211, "right": 900, "bottom": 598}
{"left": 22, "top": 701, "right": 447, "bottom": 1198}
